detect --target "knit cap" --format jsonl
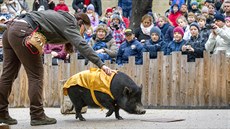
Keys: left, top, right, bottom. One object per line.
{"left": 173, "top": 26, "right": 184, "bottom": 37}
{"left": 111, "top": 14, "right": 121, "bottom": 21}
{"left": 190, "top": 22, "right": 200, "bottom": 31}
{"left": 191, "top": 1, "right": 199, "bottom": 7}
{"left": 96, "top": 24, "right": 108, "bottom": 35}
{"left": 150, "top": 27, "right": 161, "bottom": 37}
{"left": 225, "top": 17, "right": 230, "bottom": 22}
{"left": 201, "top": 6, "right": 209, "bottom": 13}
{"left": 214, "top": 13, "right": 225, "bottom": 22}
{"left": 106, "top": 7, "right": 113, "bottom": 14}
{"left": 87, "top": 4, "right": 95, "bottom": 11}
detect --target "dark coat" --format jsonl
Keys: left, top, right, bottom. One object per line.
{"left": 159, "top": 23, "right": 174, "bottom": 43}
{"left": 182, "top": 35, "right": 206, "bottom": 62}
{"left": 143, "top": 39, "right": 167, "bottom": 59}
{"left": 134, "top": 27, "right": 151, "bottom": 42}
{"left": 166, "top": 39, "right": 186, "bottom": 55}
{"left": 116, "top": 39, "right": 143, "bottom": 65}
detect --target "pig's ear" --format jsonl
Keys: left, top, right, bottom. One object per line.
{"left": 140, "top": 84, "right": 143, "bottom": 90}
{"left": 123, "top": 87, "right": 132, "bottom": 96}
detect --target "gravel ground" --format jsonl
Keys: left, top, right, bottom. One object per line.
{"left": 4, "top": 108, "right": 230, "bottom": 129}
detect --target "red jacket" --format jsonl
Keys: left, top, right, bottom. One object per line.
{"left": 54, "top": 4, "right": 69, "bottom": 12}
{"left": 168, "top": 11, "right": 182, "bottom": 27}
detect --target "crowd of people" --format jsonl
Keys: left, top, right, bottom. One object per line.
{"left": 0, "top": 0, "right": 227, "bottom": 65}
{"left": 0, "top": 0, "right": 229, "bottom": 65}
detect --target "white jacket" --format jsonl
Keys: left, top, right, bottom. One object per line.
{"left": 205, "top": 25, "right": 230, "bottom": 56}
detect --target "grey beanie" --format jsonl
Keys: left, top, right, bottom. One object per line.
{"left": 190, "top": 22, "right": 200, "bottom": 31}
{"left": 150, "top": 27, "right": 161, "bottom": 37}
{"left": 112, "top": 14, "right": 121, "bottom": 21}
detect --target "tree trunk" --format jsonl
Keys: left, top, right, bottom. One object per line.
{"left": 130, "top": 0, "right": 153, "bottom": 30}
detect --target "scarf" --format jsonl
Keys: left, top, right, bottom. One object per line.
{"left": 140, "top": 23, "right": 154, "bottom": 36}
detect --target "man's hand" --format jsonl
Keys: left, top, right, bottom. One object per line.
{"left": 101, "top": 65, "right": 115, "bottom": 76}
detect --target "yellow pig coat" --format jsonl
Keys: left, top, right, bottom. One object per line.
{"left": 63, "top": 68, "right": 117, "bottom": 108}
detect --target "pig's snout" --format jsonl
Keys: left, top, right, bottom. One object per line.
{"left": 136, "top": 109, "right": 146, "bottom": 114}
{"left": 136, "top": 104, "right": 146, "bottom": 114}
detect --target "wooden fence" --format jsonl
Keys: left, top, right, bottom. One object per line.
{"left": 3, "top": 51, "right": 230, "bottom": 108}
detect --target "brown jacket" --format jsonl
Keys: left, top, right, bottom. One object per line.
{"left": 28, "top": 10, "right": 104, "bottom": 68}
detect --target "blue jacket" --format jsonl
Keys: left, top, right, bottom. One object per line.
{"left": 118, "top": 0, "right": 132, "bottom": 11}
{"left": 166, "top": 39, "right": 185, "bottom": 55}
{"left": 116, "top": 38, "right": 143, "bottom": 65}
{"left": 159, "top": 23, "right": 174, "bottom": 43}
{"left": 143, "top": 39, "right": 167, "bottom": 59}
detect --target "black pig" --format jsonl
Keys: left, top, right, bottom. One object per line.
{"left": 66, "top": 71, "right": 146, "bottom": 121}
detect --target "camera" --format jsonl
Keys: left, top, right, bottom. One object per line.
{"left": 112, "top": 23, "right": 119, "bottom": 30}
{"left": 206, "top": 24, "right": 215, "bottom": 29}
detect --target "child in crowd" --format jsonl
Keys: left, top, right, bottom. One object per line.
{"left": 180, "top": 4, "right": 188, "bottom": 18}
{"left": 134, "top": 14, "right": 154, "bottom": 43}
{"left": 168, "top": 4, "right": 182, "bottom": 27}
{"left": 197, "top": 15, "right": 210, "bottom": 42}
{"left": 166, "top": 26, "right": 186, "bottom": 55}
{"left": 110, "top": 13, "right": 126, "bottom": 47}
{"left": 225, "top": 17, "right": 230, "bottom": 28}
{"left": 84, "top": 26, "right": 94, "bottom": 44}
{"left": 201, "top": 6, "right": 209, "bottom": 19}
{"left": 0, "top": 6, "right": 12, "bottom": 20}
{"left": 176, "top": 16, "right": 191, "bottom": 41}
{"left": 143, "top": 27, "right": 167, "bottom": 59}
{"left": 157, "top": 16, "right": 174, "bottom": 43}
{"left": 187, "top": 12, "right": 196, "bottom": 24}
{"left": 116, "top": 29, "right": 143, "bottom": 65}
{"left": 100, "top": 7, "right": 113, "bottom": 24}
{"left": 54, "top": 0, "right": 69, "bottom": 12}
{"left": 189, "top": 1, "right": 201, "bottom": 15}
{"left": 181, "top": 22, "right": 206, "bottom": 62}
{"left": 89, "top": 24, "right": 118, "bottom": 62}
{"left": 86, "top": 4, "right": 99, "bottom": 29}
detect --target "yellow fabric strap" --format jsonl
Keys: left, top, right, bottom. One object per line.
{"left": 89, "top": 70, "right": 105, "bottom": 110}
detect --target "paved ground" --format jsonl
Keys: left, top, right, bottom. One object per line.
{"left": 3, "top": 108, "right": 229, "bottom": 129}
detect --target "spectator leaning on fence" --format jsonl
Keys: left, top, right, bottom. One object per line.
{"left": 89, "top": 24, "right": 118, "bottom": 62}
{"left": 116, "top": 29, "right": 143, "bottom": 65}
{"left": 143, "top": 27, "right": 167, "bottom": 59}
{"left": 181, "top": 22, "right": 206, "bottom": 62}
{"left": 166, "top": 26, "right": 186, "bottom": 55}
{"left": 205, "top": 13, "right": 230, "bottom": 56}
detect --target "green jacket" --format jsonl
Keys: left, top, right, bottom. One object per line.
{"left": 28, "top": 10, "right": 104, "bottom": 68}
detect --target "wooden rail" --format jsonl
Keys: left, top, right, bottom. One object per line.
{"left": 3, "top": 51, "right": 230, "bottom": 108}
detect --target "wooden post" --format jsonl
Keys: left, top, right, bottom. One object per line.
{"left": 142, "top": 52, "right": 149, "bottom": 106}
{"left": 162, "top": 55, "right": 172, "bottom": 106}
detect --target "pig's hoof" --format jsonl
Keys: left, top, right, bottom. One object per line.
{"left": 79, "top": 117, "right": 86, "bottom": 121}
{"left": 106, "top": 111, "right": 113, "bottom": 117}
{"left": 116, "top": 116, "right": 123, "bottom": 120}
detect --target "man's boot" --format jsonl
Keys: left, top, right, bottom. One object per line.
{"left": 30, "top": 115, "right": 56, "bottom": 126}
{"left": 0, "top": 114, "right": 17, "bottom": 125}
